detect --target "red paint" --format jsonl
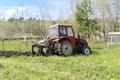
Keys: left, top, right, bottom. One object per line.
{"left": 75, "top": 38, "right": 88, "bottom": 44}
{"left": 49, "top": 24, "right": 87, "bottom": 48}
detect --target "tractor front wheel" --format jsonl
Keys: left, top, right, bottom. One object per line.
{"left": 60, "top": 40, "right": 73, "bottom": 56}
{"left": 82, "top": 46, "right": 91, "bottom": 55}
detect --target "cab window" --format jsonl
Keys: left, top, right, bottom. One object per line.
{"left": 49, "top": 27, "right": 57, "bottom": 37}
{"left": 67, "top": 27, "right": 74, "bottom": 36}
{"left": 59, "top": 27, "right": 66, "bottom": 35}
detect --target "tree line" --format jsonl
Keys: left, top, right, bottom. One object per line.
{"left": 0, "top": 0, "right": 120, "bottom": 43}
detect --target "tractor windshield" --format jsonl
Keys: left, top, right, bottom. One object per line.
{"left": 49, "top": 27, "right": 58, "bottom": 37}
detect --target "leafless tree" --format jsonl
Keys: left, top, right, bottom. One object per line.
{"left": 31, "top": 8, "right": 53, "bottom": 37}
{"left": 0, "top": 25, "right": 9, "bottom": 50}
{"left": 18, "top": 0, "right": 27, "bottom": 41}
{"left": 114, "top": 0, "right": 120, "bottom": 31}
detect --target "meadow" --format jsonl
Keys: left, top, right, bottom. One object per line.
{"left": 0, "top": 41, "right": 120, "bottom": 80}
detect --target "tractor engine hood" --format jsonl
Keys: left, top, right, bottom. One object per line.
{"left": 76, "top": 38, "right": 88, "bottom": 44}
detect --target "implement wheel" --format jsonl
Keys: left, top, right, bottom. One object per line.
{"left": 43, "top": 48, "right": 52, "bottom": 56}
{"left": 37, "top": 46, "right": 51, "bottom": 56}
{"left": 32, "top": 44, "right": 45, "bottom": 56}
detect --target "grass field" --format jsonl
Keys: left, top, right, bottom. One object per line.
{"left": 0, "top": 42, "right": 120, "bottom": 80}
{"left": 0, "top": 40, "right": 32, "bottom": 51}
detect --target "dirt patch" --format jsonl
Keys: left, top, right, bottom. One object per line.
{"left": 0, "top": 51, "right": 32, "bottom": 57}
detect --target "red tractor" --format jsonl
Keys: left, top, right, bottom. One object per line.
{"left": 32, "top": 24, "right": 91, "bottom": 56}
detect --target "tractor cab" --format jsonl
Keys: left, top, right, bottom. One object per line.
{"left": 49, "top": 24, "right": 76, "bottom": 47}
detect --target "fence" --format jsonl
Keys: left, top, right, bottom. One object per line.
{"left": 0, "top": 39, "right": 38, "bottom": 51}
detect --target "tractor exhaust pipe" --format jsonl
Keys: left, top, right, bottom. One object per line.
{"left": 78, "top": 34, "right": 80, "bottom": 42}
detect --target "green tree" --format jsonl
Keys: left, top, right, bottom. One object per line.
{"left": 75, "top": 0, "right": 96, "bottom": 39}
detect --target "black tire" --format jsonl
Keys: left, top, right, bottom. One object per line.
{"left": 82, "top": 46, "right": 91, "bottom": 55}
{"left": 60, "top": 40, "right": 73, "bottom": 56}
{"left": 32, "top": 44, "right": 42, "bottom": 56}
{"left": 38, "top": 46, "right": 51, "bottom": 56}
{"left": 43, "top": 48, "right": 52, "bottom": 56}
{"left": 38, "top": 46, "right": 45, "bottom": 55}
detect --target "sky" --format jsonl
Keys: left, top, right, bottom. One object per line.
{"left": 0, "top": 0, "right": 71, "bottom": 20}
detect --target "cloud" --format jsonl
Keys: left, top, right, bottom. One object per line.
{"left": 3, "top": 8, "right": 16, "bottom": 20}
{"left": 0, "top": 5, "right": 70, "bottom": 20}
{"left": 5, "top": 8, "right": 16, "bottom": 15}
{"left": 18, "top": 7, "right": 26, "bottom": 12}
{"left": 0, "top": 0, "right": 72, "bottom": 20}
{"left": 0, "top": 7, "right": 61, "bottom": 20}
{"left": 0, "top": 7, "right": 27, "bottom": 20}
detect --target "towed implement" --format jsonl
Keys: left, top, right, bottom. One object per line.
{"left": 32, "top": 24, "right": 91, "bottom": 56}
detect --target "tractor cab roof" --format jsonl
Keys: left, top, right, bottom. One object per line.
{"left": 49, "top": 24, "right": 72, "bottom": 28}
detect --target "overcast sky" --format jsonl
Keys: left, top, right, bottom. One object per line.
{"left": 0, "top": 0, "right": 71, "bottom": 20}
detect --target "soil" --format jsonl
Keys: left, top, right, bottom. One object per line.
{"left": 0, "top": 51, "right": 32, "bottom": 57}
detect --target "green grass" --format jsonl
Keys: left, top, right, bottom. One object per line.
{"left": 0, "top": 40, "right": 32, "bottom": 51}
{"left": 0, "top": 43, "right": 120, "bottom": 80}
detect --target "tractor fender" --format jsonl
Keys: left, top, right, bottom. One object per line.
{"left": 58, "top": 38, "right": 71, "bottom": 43}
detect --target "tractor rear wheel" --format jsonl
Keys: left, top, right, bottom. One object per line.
{"left": 82, "top": 46, "right": 91, "bottom": 55}
{"left": 60, "top": 40, "right": 73, "bottom": 56}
